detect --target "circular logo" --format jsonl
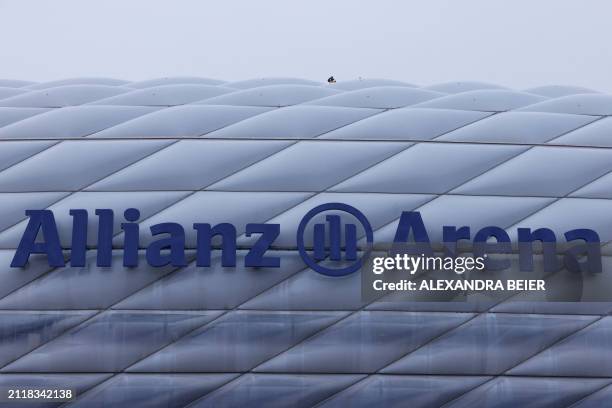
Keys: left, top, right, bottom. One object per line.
{"left": 296, "top": 203, "right": 373, "bottom": 277}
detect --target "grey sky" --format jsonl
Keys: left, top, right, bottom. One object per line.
{"left": 1, "top": 0, "right": 611, "bottom": 91}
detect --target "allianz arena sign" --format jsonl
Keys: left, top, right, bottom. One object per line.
{"left": 10, "top": 203, "right": 602, "bottom": 276}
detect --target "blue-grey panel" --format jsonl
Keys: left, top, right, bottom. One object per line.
{"left": 89, "top": 105, "right": 272, "bottom": 138}
{"left": 129, "top": 311, "right": 347, "bottom": 372}
{"left": 570, "top": 383, "right": 612, "bottom": 408}
{"left": 414, "top": 90, "right": 546, "bottom": 111}
{"left": 426, "top": 81, "right": 507, "bottom": 93}
{"left": 89, "top": 85, "right": 236, "bottom": 106}
{"left": 304, "top": 87, "right": 444, "bottom": 109}
{"left": 572, "top": 171, "right": 612, "bottom": 198}
{"left": 510, "top": 317, "right": 612, "bottom": 377}
{"left": 518, "top": 94, "right": 612, "bottom": 115}
{"left": 454, "top": 146, "right": 612, "bottom": 197}
{"left": 0, "top": 107, "right": 49, "bottom": 127}
{"left": 0, "top": 106, "right": 158, "bottom": 139}
{"left": 66, "top": 374, "right": 237, "bottom": 408}
{"left": 2, "top": 311, "right": 221, "bottom": 373}
{"left": 209, "top": 141, "right": 408, "bottom": 192}
{"left": 0, "top": 192, "right": 67, "bottom": 232}
{"left": 333, "top": 143, "right": 526, "bottom": 194}
{"left": 525, "top": 85, "right": 598, "bottom": 98}
{"left": 116, "top": 251, "right": 306, "bottom": 310}
{"left": 0, "top": 311, "right": 95, "bottom": 367}
{"left": 0, "top": 139, "right": 172, "bottom": 192}
{"left": 552, "top": 116, "right": 612, "bottom": 147}
{"left": 0, "top": 251, "right": 60, "bottom": 299}
{"left": 25, "top": 78, "right": 129, "bottom": 90}
{"left": 194, "top": 85, "right": 340, "bottom": 106}
{"left": 188, "top": 374, "right": 364, "bottom": 408}
{"left": 127, "top": 77, "right": 225, "bottom": 88}
{"left": 87, "top": 140, "right": 291, "bottom": 191}
{"left": 0, "top": 79, "right": 36, "bottom": 88}
{"left": 204, "top": 106, "right": 380, "bottom": 139}
{"left": 0, "top": 140, "right": 57, "bottom": 172}
{"left": 256, "top": 311, "right": 473, "bottom": 373}
{"left": 318, "top": 375, "right": 491, "bottom": 408}
{"left": 439, "top": 112, "right": 596, "bottom": 144}
{"left": 382, "top": 313, "right": 596, "bottom": 375}
{"left": 0, "top": 87, "right": 28, "bottom": 100}
{"left": 319, "top": 108, "right": 490, "bottom": 140}
{"left": 241, "top": 267, "right": 367, "bottom": 311}
{"left": 445, "top": 377, "right": 609, "bottom": 408}
{"left": 0, "top": 251, "right": 185, "bottom": 309}
{"left": 0, "top": 86, "right": 132, "bottom": 108}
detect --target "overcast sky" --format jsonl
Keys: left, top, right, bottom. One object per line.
{"left": 1, "top": 0, "right": 611, "bottom": 91}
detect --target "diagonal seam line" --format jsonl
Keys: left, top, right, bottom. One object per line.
{"left": 306, "top": 374, "right": 369, "bottom": 408}
{"left": 501, "top": 315, "right": 607, "bottom": 376}
{"left": 0, "top": 105, "right": 161, "bottom": 141}
{"left": 565, "top": 381, "right": 612, "bottom": 408}
{"left": 2, "top": 136, "right": 612, "bottom": 150}
{"left": 58, "top": 372, "right": 241, "bottom": 408}
{"left": 0, "top": 140, "right": 61, "bottom": 172}
{"left": 0, "top": 310, "right": 100, "bottom": 367}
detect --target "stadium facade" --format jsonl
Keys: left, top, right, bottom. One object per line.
{"left": 1, "top": 77, "right": 612, "bottom": 407}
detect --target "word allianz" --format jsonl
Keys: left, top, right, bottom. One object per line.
{"left": 10, "top": 207, "right": 602, "bottom": 273}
